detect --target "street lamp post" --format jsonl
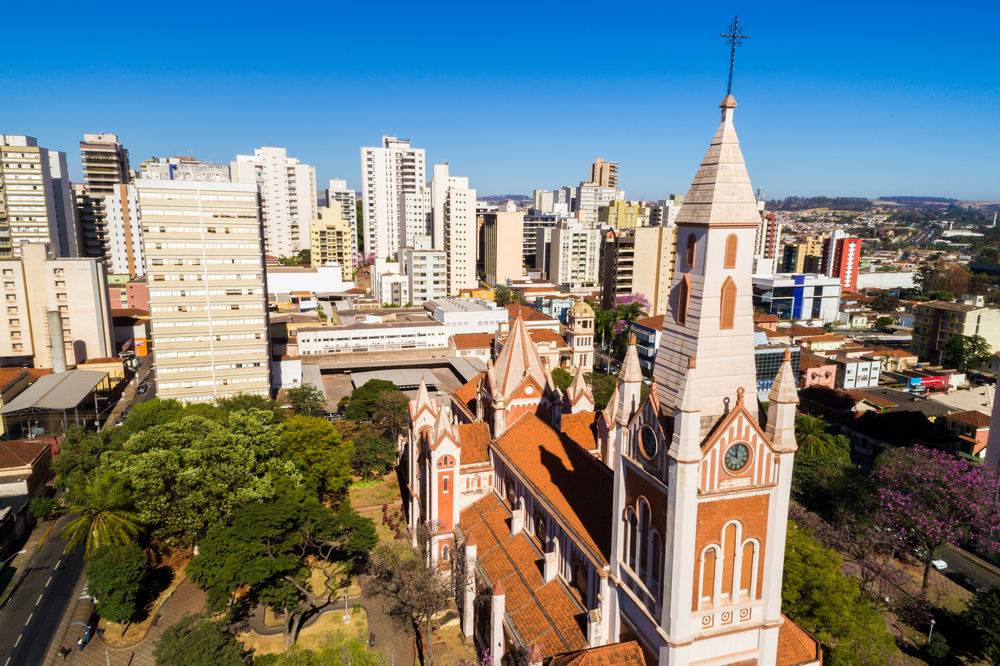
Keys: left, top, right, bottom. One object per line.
{"left": 0, "top": 549, "right": 27, "bottom": 570}
{"left": 927, "top": 617, "right": 936, "bottom": 642}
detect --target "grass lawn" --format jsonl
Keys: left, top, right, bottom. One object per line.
{"left": 242, "top": 608, "right": 369, "bottom": 655}
{"left": 349, "top": 473, "right": 402, "bottom": 510}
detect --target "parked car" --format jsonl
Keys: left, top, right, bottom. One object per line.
{"left": 137, "top": 384, "right": 148, "bottom": 394}
{"left": 947, "top": 571, "right": 987, "bottom": 593}
{"left": 931, "top": 559, "right": 948, "bottom": 570}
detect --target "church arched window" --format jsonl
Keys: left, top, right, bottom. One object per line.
{"left": 698, "top": 546, "right": 718, "bottom": 608}
{"left": 442, "top": 544, "right": 451, "bottom": 562}
{"left": 740, "top": 539, "right": 760, "bottom": 601}
{"left": 720, "top": 277, "right": 736, "bottom": 330}
{"left": 685, "top": 233, "right": 696, "bottom": 267}
{"left": 724, "top": 234, "right": 738, "bottom": 269}
{"left": 650, "top": 531, "right": 663, "bottom": 590}
{"left": 535, "top": 514, "right": 547, "bottom": 545}
{"left": 676, "top": 274, "right": 690, "bottom": 326}
{"left": 572, "top": 561, "right": 588, "bottom": 607}
{"left": 504, "top": 477, "right": 516, "bottom": 505}
{"left": 626, "top": 509, "right": 638, "bottom": 572}
{"left": 637, "top": 499, "right": 650, "bottom": 578}
{"left": 722, "top": 522, "right": 740, "bottom": 602}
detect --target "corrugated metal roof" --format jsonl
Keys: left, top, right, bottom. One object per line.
{"left": 0, "top": 370, "right": 107, "bottom": 413}
{"left": 351, "top": 369, "right": 435, "bottom": 390}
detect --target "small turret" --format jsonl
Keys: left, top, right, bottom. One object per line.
{"left": 668, "top": 356, "right": 703, "bottom": 463}
{"left": 765, "top": 348, "right": 798, "bottom": 452}
{"left": 615, "top": 334, "right": 643, "bottom": 426}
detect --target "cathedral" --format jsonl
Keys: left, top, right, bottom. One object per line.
{"left": 403, "top": 96, "right": 822, "bottom": 666}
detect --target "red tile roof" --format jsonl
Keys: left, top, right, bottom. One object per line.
{"left": 0, "top": 439, "right": 50, "bottom": 470}
{"left": 549, "top": 641, "right": 646, "bottom": 666}
{"left": 460, "top": 494, "right": 588, "bottom": 658}
{"left": 776, "top": 615, "right": 822, "bottom": 666}
{"left": 560, "top": 412, "right": 600, "bottom": 453}
{"left": 25, "top": 368, "right": 53, "bottom": 381}
{"left": 753, "top": 313, "right": 780, "bottom": 323}
{"left": 452, "top": 333, "right": 494, "bottom": 350}
{"left": 457, "top": 422, "right": 492, "bottom": 464}
{"left": 634, "top": 315, "right": 664, "bottom": 331}
{"left": 494, "top": 413, "right": 613, "bottom": 565}
{"left": 0, "top": 368, "right": 26, "bottom": 388}
{"left": 450, "top": 373, "right": 483, "bottom": 421}
{"left": 529, "top": 329, "right": 569, "bottom": 349}
{"left": 950, "top": 410, "right": 991, "bottom": 428}
{"left": 506, "top": 303, "right": 555, "bottom": 322}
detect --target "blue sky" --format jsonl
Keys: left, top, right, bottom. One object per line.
{"left": 2, "top": 1, "right": 997, "bottom": 201}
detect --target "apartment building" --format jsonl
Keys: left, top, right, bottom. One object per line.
{"left": 231, "top": 147, "right": 316, "bottom": 257}
{"left": 575, "top": 183, "right": 619, "bottom": 225}
{"left": 753, "top": 212, "right": 782, "bottom": 275}
{"left": 824, "top": 236, "right": 862, "bottom": 292}
{"left": 597, "top": 199, "right": 643, "bottom": 230}
{"left": 401, "top": 188, "right": 431, "bottom": 250}
{"left": 599, "top": 225, "right": 676, "bottom": 315}
{"left": 912, "top": 295, "right": 1000, "bottom": 361}
{"left": 309, "top": 190, "right": 356, "bottom": 274}
{"left": 104, "top": 184, "right": 143, "bottom": 277}
{"left": 482, "top": 211, "right": 524, "bottom": 287}
{"left": 360, "top": 136, "right": 425, "bottom": 261}
{"left": 589, "top": 158, "right": 618, "bottom": 188}
{"left": 522, "top": 213, "right": 564, "bottom": 267}
{"left": 140, "top": 157, "right": 231, "bottom": 182}
{"left": 548, "top": 220, "right": 601, "bottom": 288}
{"left": 0, "top": 243, "right": 114, "bottom": 368}
{"left": 649, "top": 195, "right": 683, "bottom": 227}
{"left": 429, "top": 164, "right": 477, "bottom": 295}
{"left": 80, "top": 133, "right": 130, "bottom": 196}
{"left": 324, "top": 179, "right": 358, "bottom": 260}
{"left": 532, "top": 189, "right": 553, "bottom": 213}
{"left": 136, "top": 180, "right": 269, "bottom": 403}
{"left": 781, "top": 235, "right": 824, "bottom": 273}
{"left": 400, "top": 235, "right": 447, "bottom": 303}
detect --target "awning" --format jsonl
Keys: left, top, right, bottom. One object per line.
{"left": 0, "top": 370, "right": 107, "bottom": 414}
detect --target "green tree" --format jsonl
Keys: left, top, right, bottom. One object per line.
{"left": 106, "top": 410, "right": 300, "bottom": 546}
{"left": 29, "top": 497, "right": 60, "bottom": 521}
{"left": 944, "top": 333, "right": 992, "bottom": 371}
{"left": 874, "top": 316, "right": 895, "bottom": 330}
{"left": 794, "top": 415, "right": 849, "bottom": 457}
{"left": 492, "top": 284, "right": 513, "bottom": 307}
{"left": 59, "top": 472, "right": 141, "bottom": 557}
{"left": 373, "top": 390, "right": 410, "bottom": 443}
{"left": 550, "top": 367, "right": 573, "bottom": 392}
{"left": 285, "top": 384, "right": 328, "bottom": 417}
{"left": 593, "top": 308, "right": 617, "bottom": 359}
{"left": 297, "top": 249, "right": 311, "bottom": 264}
{"left": 280, "top": 416, "right": 354, "bottom": 502}
{"left": 216, "top": 393, "right": 284, "bottom": 421}
{"left": 152, "top": 614, "right": 244, "bottom": 666}
{"left": 52, "top": 426, "right": 126, "bottom": 493}
{"left": 869, "top": 293, "right": 901, "bottom": 313}
{"left": 964, "top": 585, "right": 1000, "bottom": 665}
{"left": 86, "top": 543, "right": 148, "bottom": 628}
{"left": 822, "top": 321, "right": 836, "bottom": 333}
{"left": 350, "top": 436, "right": 396, "bottom": 481}
{"left": 933, "top": 290, "right": 955, "bottom": 302}
{"left": 338, "top": 379, "right": 398, "bottom": 421}
{"left": 189, "top": 494, "right": 376, "bottom": 647}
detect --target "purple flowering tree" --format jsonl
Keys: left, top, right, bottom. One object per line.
{"left": 612, "top": 293, "right": 651, "bottom": 337}
{"left": 874, "top": 446, "right": 1000, "bottom": 589}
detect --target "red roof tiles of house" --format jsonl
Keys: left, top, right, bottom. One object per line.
{"left": 456, "top": 422, "right": 492, "bottom": 464}
{"left": 451, "top": 333, "right": 494, "bottom": 350}
{"left": 559, "top": 412, "right": 600, "bottom": 454}
{"left": 753, "top": 313, "right": 780, "bottom": 324}
{"left": 776, "top": 615, "right": 823, "bottom": 665}
{"left": 549, "top": 641, "right": 647, "bottom": 666}
{"left": 635, "top": 315, "right": 665, "bottom": 330}
{"left": 505, "top": 303, "right": 555, "bottom": 322}
{"left": 529, "top": 329, "right": 569, "bottom": 348}
{"left": 949, "top": 410, "right": 991, "bottom": 428}
{"left": 0, "top": 439, "right": 50, "bottom": 470}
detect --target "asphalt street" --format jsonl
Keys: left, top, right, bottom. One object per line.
{"left": 938, "top": 545, "right": 1000, "bottom": 593}
{"left": 0, "top": 515, "right": 86, "bottom": 666}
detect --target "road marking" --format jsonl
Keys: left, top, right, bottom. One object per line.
{"left": 55, "top": 559, "right": 61, "bottom": 569}
{"left": 6, "top": 655, "right": 12, "bottom": 665}
{"left": 25, "top": 613, "right": 32, "bottom": 625}
{"left": 13, "top": 635, "right": 20, "bottom": 648}
{"left": 36, "top": 594, "right": 43, "bottom": 606}
{"left": 45, "top": 576, "right": 52, "bottom": 587}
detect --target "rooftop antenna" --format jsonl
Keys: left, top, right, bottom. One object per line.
{"left": 719, "top": 15, "right": 752, "bottom": 96}
{"left": 755, "top": 186, "right": 764, "bottom": 202}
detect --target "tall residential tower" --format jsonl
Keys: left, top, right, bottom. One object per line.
{"left": 360, "top": 136, "right": 425, "bottom": 261}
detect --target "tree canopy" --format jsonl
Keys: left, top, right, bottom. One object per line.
{"left": 285, "top": 384, "right": 328, "bottom": 417}
{"left": 280, "top": 416, "right": 353, "bottom": 502}
{"left": 86, "top": 543, "right": 148, "bottom": 625}
{"left": 964, "top": 585, "right": 1000, "bottom": 665}
{"left": 794, "top": 415, "right": 852, "bottom": 457}
{"left": 943, "top": 333, "right": 992, "bottom": 371}
{"left": 152, "top": 614, "right": 244, "bottom": 666}
{"left": 869, "top": 293, "right": 901, "bottom": 313}
{"left": 492, "top": 284, "right": 513, "bottom": 307}
{"left": 338, "top": 379, "right": 400, "bottom": 420}
{"left": 58, "top": 471, "right": 141, "bottom": 557}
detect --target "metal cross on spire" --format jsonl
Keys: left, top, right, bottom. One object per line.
{"left": 719, "top": 15, "right": 751, "bottom": 96}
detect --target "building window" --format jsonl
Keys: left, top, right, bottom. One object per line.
{"left": 724, "top": 234, "right": 738, "bottom": 269}
{"left": 720, "top": 277, "right": 736, "bottom": 330}
{"left": 676, "top": 274, "right": 690, "bottom": 326}
{"left": 685, "top": 233, "right": 696, "bottom": 267}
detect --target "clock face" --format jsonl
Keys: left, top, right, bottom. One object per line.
{"left": 724, "top": 443, "right": 750, "bottom": 472}
{"left": 640, "top": 428, "right": 657, "bottom": 459}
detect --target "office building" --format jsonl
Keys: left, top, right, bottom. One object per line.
{"left": 0, "top": 136, "right": 75, "bottom": 257}
{"left": 297, "top": 309, "right": 446, "bottom": 356}
{"left": 139, "top": 157, "right": 231, "bottom": 182}
{"left": 522, "top": 213, "right": 565, "bottom": 267}
{"left": 360, "top": 136, "right": 426, "bottom": 261}
{"left": 649, "top": 195, "right": 683, "bottom": 227}
{"left": 752, "top": 274, "right": 842, "bottom": 322}
{"left": 912, "top": 295, "right": 1000, "bottom": 361}
{"left": 324, "top": 179, "right": 358, "bottom": 260}
{"left": 589, "top": 157, "right": 618, "bottom": 188}
{"left": 80, "top": 133, "right": 130, "bottom": 196}
{"left": 548, "top": 220, "right": 601, "bottom": 288}
{"left": 482, "top": 211, "right": 524, "bottom": 287}
{"left": 0, "top": 243, "right": 114, "bottom": 368}
{"left": 429, "top": 297, "right": 507, "bottom": 335}
{"left": 780, "top": 235, "right": 824, "bottom": 273}
{"left": 401, "top": 235, "right": 448, "bottom": 303}
{"left": 597, "top": 199, "right": 643, "bottom": 230}
{"left": 137, "top": 180, "right": 269, "bottom": 403}
{"left": 104, "top": 184, "right": 144, "bottom": 277}
{"left": 575, "top": 183, "right": 619, "bottom": 225}
{"left": 824, "top": 236, "right": 862, "bottom": 292}
{"left": 419, "top": 164, "right": 477, "bottom": 295}
{"left": 532, "top": 189, "right": 553, "bottom": 213}
{"left": 752, "top": 213, "right": 782, "bottom": 275}
{"left": 599, "top": 225, "right": 677, "bottom": 315}
{"left": 231, "top": 146, "right": 316, "bottom": 257}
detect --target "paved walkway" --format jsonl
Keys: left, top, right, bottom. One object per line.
{"left": 45, "top": 579, "right": 207, "bottom": 666}
{"left": 357, "top": 574, "right": 416, "bottom": 666}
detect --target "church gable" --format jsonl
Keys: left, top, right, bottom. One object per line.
{"left": 699, "top": 394, "right": 777, "bottom": 494}
{"left": 624, "top": 394, "right": 671, "bottom": 477}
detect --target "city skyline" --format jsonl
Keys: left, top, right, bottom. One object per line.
{"left": 2, "top": 2, "right": 997, "bottom": 201}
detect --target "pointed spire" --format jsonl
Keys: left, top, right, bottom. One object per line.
{"left": 566, "top": 366, "right": 594, "bottom": 406}
{"left": 768, "top": 348, "right": 798, "bottom": 406}
{"left": 677, "top": 356, "right": 702, "bottom": 414}
{"left": 615, "top": 336, "right": 643, "bottom": 425}
{"left": 669, "top": 355, "right": 703, "bottom": 463}
{"left": 619, "top": 335, "right": 642, "bottom": 384}
{"left": 766, "top": 348, "right": 799, "bottom": 453}
{"left": 412, "top": 375, "right": 435, "bottom": 417}
{"left": 492, "top": 315, "right": 555, "bottom": 400}
{"left": 433, "top": 399, "right": 451, "bottom": 445}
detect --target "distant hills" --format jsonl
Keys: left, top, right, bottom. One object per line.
{"left": 765, "top": 196, "right": 872, "bottom": 212}
{"left": 480, "top": 194, "right": 532, "bottom": 202}
{"left": 878, "top": 196, "right": 959, "bottom": 204}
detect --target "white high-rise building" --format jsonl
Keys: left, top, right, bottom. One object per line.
{"left": 231, "top": 147, "right": 316, "bottom": 257}
{"left": 323, "top": 179, "right": 358, "bottom": 261}
{"left": 0, "top": 135, "right": 70, "bottom": 258}
{"left": 401, "top": 189, "right": 431, "bottom": 251}
{"left": 401, "top": 235, "right": 448, "bottom": 303}
{"left": 532, "top": 189, "right": 553, "bottom": 213}
{"left": 136, "top": 179, "right": 269, "bottom": 403}
{"left": 431, "top": 164, "right": 477, "bottom": 295}
{"left": 104, "top": 185, "right": 144, "bottom": 277}
{"left": 48, "top": 150, "right": 79, "bottom": 258}
{"left": 360, "top": 136, "right": 426, "bottom": 261}
{"left": 548, "top": 219, "right": 601, "bottom": 288}
{"left": 575, "top": 183, "right": 620, "bottom": 225}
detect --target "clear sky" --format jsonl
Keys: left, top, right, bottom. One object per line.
{"left": 2, "top": 1, "right": 997, "bottom": 202}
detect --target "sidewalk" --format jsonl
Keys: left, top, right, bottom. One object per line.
{"left": 47, "top": 579, "right": 207, "bottom": 666}
{"left": 102, "top": 354, "right": 155, "bottom": 430}
{"left": 0, "top": 516, "right": 55, "bottom": 614}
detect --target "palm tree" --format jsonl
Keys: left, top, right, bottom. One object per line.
{"left": 594, "top": 308, "right": 617, "bottom": 367}
{"left": 794, "top": 415, "right": 840, "bottom": 456}
{"left": 59, "top": 472, "right": 141, "bottom": 558}
{"left": 614, "top": 299, "right": 649, "bottom": 339}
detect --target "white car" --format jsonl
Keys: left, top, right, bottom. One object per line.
{"left": 932, "top": 559, "right": 948, "bottom": 570}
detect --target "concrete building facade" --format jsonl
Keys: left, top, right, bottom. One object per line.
{"left": 912, "top": 295, "right": 1000, "bottom": 361}
{"left": 139, "top": 157, "right": 231, "bottom": 182}
{"left": 0, "top": 136, "right": 72, "bottom": 258}
{"left": 103, "top": 184, "right": 144, "bottom": 277}
{"left": 588, "top": 157, "right": 618, "bottom": 188}
{"left": 401, "top": 235, "right": 448, "bottom": 303}
{"left": 80, "top": 133, "right": 130, "bottom": 196}
{"left": 137, "top": 180, "right": 269, "bottom": 403}
{"left": 575, "top": 184, "right": 619, "bottom": 225}
{"left": 752, "top": 274, "right": 842, "bottom": 322}
{"left": 231, "top": 147, "right": 316, "bottom": 257}
{"left": 0, "top": 243, "right": 114, "bottom": 368}
{"left": 482, "top": 211, "right": 524, "bottom": 287}
{"left": 532, "top": 189, "right": 553, "bottom": 213}
{"left": 360, "top": 136, "right": 426, "bottom": 261}
{"left": 600, "top": 226, "right": 677, "bottom": 315}
{"left": 309, "top": 204, "right": 355, "bottom": 274}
